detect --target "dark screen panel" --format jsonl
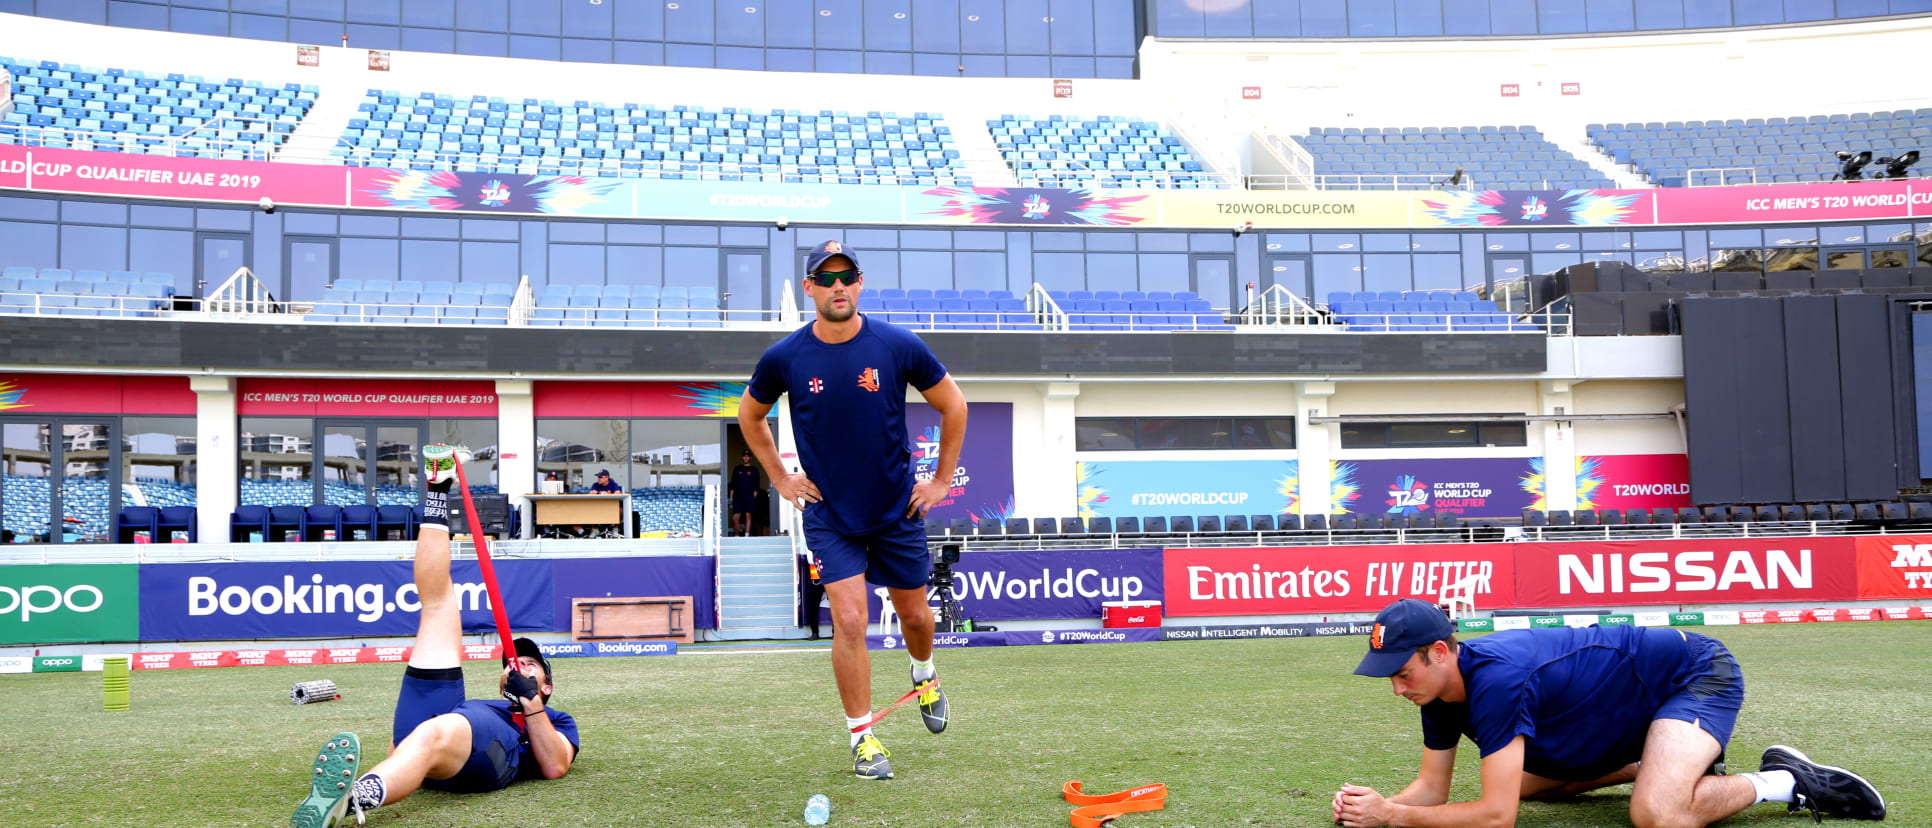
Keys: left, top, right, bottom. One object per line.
{"left": 1783, "top": 296, "right": 1845, "bottom": 502}
{"left": 1734, "top": 300, "right": 1794, "bottom": 503}
{"left": 1838, "top": 295, "right": 1899, "bottom": 501}
{"left": 1914, "top": 312, "right": 1932, "bottom": 479}
{"left": 1681, "top": 299, "right": 1744, "bottom": 504}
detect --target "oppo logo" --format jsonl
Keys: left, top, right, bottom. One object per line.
{"left": 40, "top": 657, "right": 73, "bottom": 666}
{"left": 0, "top": 584, "right": 105, "bottom": 621}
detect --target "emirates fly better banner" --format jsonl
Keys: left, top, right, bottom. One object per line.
{"left": 1162, "top": 544, "right": 1516, "bottom": 616}
{"left": 1512, "top": 537, "right": 1858, "bottom": 607}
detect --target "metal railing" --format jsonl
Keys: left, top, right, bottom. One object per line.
{"left": 1236, "top": 172, "right": 1480, "bottom": 190}
{"left": 1686, "top": 166, "right": 1761, "bottom": 186}
{"left": 203, "top": 266, "right": 277, "bottom": 317}
{"left": 1243, "top": 284, "right": 1327, "bottom": 327}
{"left": 1, "top": 117, "right": 293, "bottom": 163}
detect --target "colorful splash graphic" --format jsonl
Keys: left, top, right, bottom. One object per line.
{"left": 0, "top": 380, "right": 26, "bottom": 411}
{"left": 1385, "top": 474, "right": 1431, "bottom": 515}
{"left": 1522, "top": 457, "right": 1549, "bottom": 511}
{"left": 359, "top": 170, "right": 622, "bottom": 214}
{"left": 972, "top": 495, "right": 1016, "bottom": 526}
{"left": 1572, "top": 456, "right": 1606, "bottom": 510}
{"left": 671, "top": 382, "right": 747, "bottom": 418}
{"left": 1419, "top": 189, "right": 1646, "bottom": 227}
{"left": 1075, "top": 462, "right": 1111, "bottom": 519}
{"left": 1329, "top": 461, "right": 1363, "bottom": 514}
{"left": 1276, "top": 461, "right": 1301, "bottom": 515}
{"left": 919, "top": 186, "right": 1149, "bottom": 226}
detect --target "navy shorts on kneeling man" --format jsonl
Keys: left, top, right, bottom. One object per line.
{"left": 392, "top": 665, "right": 580, "bottom": 793}
{"left": 804, "top": 505, "right": 931, "bottom": 590}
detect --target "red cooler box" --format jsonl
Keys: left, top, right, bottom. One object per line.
{"left": 1101, "top": 601, "right": 1163, "bottom": 628}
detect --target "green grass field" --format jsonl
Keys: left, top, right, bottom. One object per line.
{"left": 2, "top": 623, "right": 1927, "bottom": 827}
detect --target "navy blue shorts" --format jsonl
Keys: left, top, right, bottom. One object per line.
{"left": 393, "top": 666, "right": 523, "bottom": 793}
{"left": 1653, "top": 630, "right": 1745, "bottom": 753}
{"left": 803, "top": 506, "right": 931, "bottom": 590}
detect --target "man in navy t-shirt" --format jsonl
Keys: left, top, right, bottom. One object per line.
{"left": 740, "top": 240, "right": 967, "bottom": 780}
{"left": 1333, "top": 599, "right": 1884, "bottom": 827}
{"left": 290, "top": 445, "right": 579, "bottom": 828}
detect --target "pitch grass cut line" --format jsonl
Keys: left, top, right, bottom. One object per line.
{"left": 0, "top": 623, "right": 1926, "bottom": 827}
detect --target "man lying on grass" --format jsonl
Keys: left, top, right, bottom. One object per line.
{"left": 1334, "top": 599, "right": 1884, "bottom": 828}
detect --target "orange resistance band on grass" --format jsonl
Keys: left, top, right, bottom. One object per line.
{"left": 1062, "top": 780, "right": 1168, "bottom": 828}
{"left": 848, "top": 679, "right": 939, "bottom": 733}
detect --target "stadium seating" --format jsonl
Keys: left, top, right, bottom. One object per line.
{"left": 1325, "top": 289, "right": 1537, "bottom": 332}
{"left": 1297, "top": 126, "right": 1613, "bottom": 190}
{"left": 632, "top": 486, "right": 704, "bottom": 536}
{"left": 334, "top": 92, "right": 968, "bottom": 185}
{"left": 990, "top": 115, "right": 1219, "bottom": 189}
{"left": 0, "top": 267, "right": 177, "bottom": 317}
{"left": 523, "top": 283, "right": 725, "bottom": 328}
{"left": 1587, "top": 110, "right": 1932, "bottom": 186}
{"left": 306, "top": 280, "right": 516, "bottom": 325}
{"left": 0, "top": 56, "right": 315, "bottom": 158}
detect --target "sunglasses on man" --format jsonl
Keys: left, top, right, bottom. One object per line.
{"left": 807, "top": 270, "right": 861, "bottom": 287}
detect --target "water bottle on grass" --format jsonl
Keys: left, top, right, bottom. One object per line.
{"left": 804, "top": 793, "right": 831, "bottom": 825}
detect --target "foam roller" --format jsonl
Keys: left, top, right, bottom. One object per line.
{"left": 290, "top": 679, "right": 341, "bottom": 705}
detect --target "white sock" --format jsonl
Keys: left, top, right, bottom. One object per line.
{"left": 846, "top": 715, "right": 872, "bottom": 747}
{"left": 910, "top": 656, "right": 935, "bottom": 682}
{"left": 1743, "top": 770, "right": 1796, "bottom": 804}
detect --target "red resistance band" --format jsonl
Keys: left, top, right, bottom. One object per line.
{"left": 1063, "top": 781, "right": 1168, "bottom": 828}
{"left": 452, "top": 458, "right": 525, "bottom": 735}
{"left": 848, "top": 679, "right": 938, "bottom": 734}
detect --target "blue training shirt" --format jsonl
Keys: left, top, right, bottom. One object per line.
{"left": 468, "top": 700, "right": 581, "bottom": 776}
{"left": 1419, "top": 625, "right": 1713, "bottom": 780}
{"left": 747, "top": 315, "right": 948, "bottom": 536}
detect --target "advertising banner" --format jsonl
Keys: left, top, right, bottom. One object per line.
{"left": 1335, "top": 457, "right": 1537, "bottom": 519}
{"left": 0, "top": 374, "right": 196, "bottom": 415}
{"left": 0, "top": 144, "right": 345, "bottom": 206}
{"left": 1577, "top": 454, "right": 1693, "bottom": 510}
{"left": 137, "top": 559, "right": 553, "bottom": 640}
{"left": 908, "top": 402, "right": 1014, "bottom": 525}
{"left": 1160, "top": 190, "right": 1415, "bottom": 228}
{"left": 1652, "top": 180, "right": 1927, "bottom": 226}
{"left": 1162, "top": 544, "right": 1515, "bottom": 617}
{"left": 237, "top": 378, "right": 499, "bottom": 416}
{"left": 1853, "top": 535, "right": 1932, "bottom": 600}
{"left": 1414, "top": 189, "right": 1654, "bottom": 227}
{"left": 1075, "top": 459, "right": 1297, "bottom": 520}
{"left": 1512, "top": 537, "right": 1858, "bottom": 608}
{"left": 867, "top": 547, "right": 1163, "bottom": 622}
{"left": 1160, "top": 621, "right": 1368, "bottom": 641}
{"left": 0, "top": 564, "right": 140, "bottom": 644}
{"left": 550, "top": 555, "right": 717, "bottom": 630}
{"left": 532, "top": 380, "right": 758, "bottom": 418}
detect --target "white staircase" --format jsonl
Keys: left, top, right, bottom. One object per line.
{"left": 278, "top": 85, "right": 360, "bottom": 165}
{"left": 712, "top": 536, "right": 806, "bottom": 641}
{"left": 947, "top": 108, "right": 1019, "bottom": 187}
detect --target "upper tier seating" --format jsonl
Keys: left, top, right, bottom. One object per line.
{"left": 1588, "top": 110, "right": 1932, "bottom": 186}
{"left": 990, "top": 115, "right": 1220, "bottom": 189}
{"left": 1325, "top": 290, "right": 1538, "bottom": 332}
{"left": 0, "top": 266, "right": 176, "bottom": 316}
{"left": 1299, "top": 126, "right": 1613, "bottom": 190}
{"left": 631, "top": 486, "right": 704, "bottom": 536}
{"left": 305, "top": 278, "right": 517, "bottom": 325}
{"left": 334, "top": 92, "right": 969, "bottom": 185}
{"left": 0, "top": 56, "right": 315, "bottom": 158}
{"left": 525, "top": 282, "right": 723, "bottom": 327}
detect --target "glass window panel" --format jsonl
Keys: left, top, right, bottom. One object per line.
{"left": 0, "top": 221, "right": 57, "bottom": 269}
{"left": 1033, "top": 231, "right": 1083, "bottom": 251}
{"left": 1301, "top": 0, "right": 1347, "bottom": 34}
{"left": 609, "top": 246, "right": 663, "bottom": 288}
{"left": 666, "top": 0, "right": 715, "bottom": 40}
{"left": 1363, "top": 253, "right": 1412, "bottom": 293}
{"left": 1139, "top": 418, "right": 1233, "bottom": 450}
{"left": 1233, "top": 418, "right": 1296, "bottom": 449}
{"left": 1093, "top": 0, "right": 1137, "bottom": 54}
{"left": 1532, "top": 252, "right": 1581, "bottom": 275}
{"left": 2, "top": 423, "right": 52, "bottom": 542}
{"left": 1713, "top": 249, "right": 1764, "bottom": 272}
{"left": 1086, "top": 253, "right": 1137, "bottom": 292}
{"left": 959, "top": 0, "right": 1005, "bottom": 51}
{"left": 1872, "top": 248, "right": 1910, "bottom": 268}
{"left": 1203, "top": 0, "right": 1252, "bottom": 35}
{"left": 123, "top": 417, "right": 197, "bottom": 537}
{"left": 900, "top": 230, "right": 951, "bottom": 250}
{"left": 458, "top": 241, "right": 518, "bottom": 285}
{"left": 1138, "top": 232, "right": 1189, "bottom": 252}
{"left": 1314, "top": 233, "right": 1360, "bottom": 252}
{"left": 1086, "top": 233, "right": 1135, "bottom": 252}
{"left": 1485, "top": 233, "right": 1529, "bottom": 252}
{"left": 1708, "top": 228, "right": 1761, "bottom": 248}
{"left": 537, "top": 419, "right": 630, "bottom": 492}
{"left": 1765, "top": 247, "right": 1818, "bottom": 271}
{"left": 1769, "top": 228, "right": 1818, "bottom": 246}
{"left": 913, "top": 0, "right": 961, "bottom": 51}
{"left": 1868, "top": 223, "right": 1913, "bottom": 245}
{"left": 53, "top": 422, "right": 112, "bottom": 543}
{"left": 866, "top": 0, "right": 914, "bottom": 50}
{"left": 287, "top": 239, "right": 334, "bottom": 300}
{"left": 1152, "top": 0, "right": 1203, "bottom": 36}
{"left": 1264, "top": 233, "right": 1311, "bottom": 253}
{"left": 1049, "top": 0, "right": 1095, "bottom": 52}
{"left": 62, "top": 200, "right": 128, "bottom": 225}
{"left": 856, "top": 251, "right": 899, "bottom": 289}
{"left": 341, "top": 238, "right": 398, "bottom": 282}
{"left": 1585, "top": 0, "right": 1634, "bottom": 29}
{"left": 1363, "top": 233, "right": 1410, "bottom": 253}
{"left": 455, "top": 0, "right": 507, "bottom": 29}
{"left": 1531, "top": 232, "right": 1581, "bottom": 252}
{"left": 1138, "top": 253, "right": 1188, "bottom": 292}
{"left": 1480, "top": 422, "right": 1527, "bottom": 446}
{"left": 1633, "top": 230, "right": 1682, "bottom": 249}
{"left": 1394, "top": 0, "right": 1444, "bottom": 34}
{"left": 1034, "top": 252, "right": 1085, "bottom": 292}
{"left": 901, "top": 251, "right": 952, "bottom": 290}
{"left": 1339, "top": 424, "right": 1388, "bottom": 448}
{"left": 239, "top": 418, "right": 314, "bottom": 506}
{"left": 549, "top": 243, "right": 607, "bottom": 286}
{"left": 1489, "top": 0, "right": 1538, "bottom": 32}
{"left": 953, "top": 230, "right": 1004, "bottom": 250}
{"left": 1633, "top": 0, "right": 1684, "bottom": 27}
{"left": 954, "top": 252, "right": 1006, "bottom": 292}
{"left": 1821, "top": 225, "right": 1866, "bottom": 245}
{"left": 764, "top": 0, "right": 812, "bottom": 45}
{"left": 1538, "top": 0, "right": 1587, "bottom": 31}
{"left": 1390, "top": 422, "right": 1477, "bottom": 446}
{"left": 717, "top": 0, "right": 764, "bottom": 45}
{"left": 1074, "top": 417, "right": 1136, "bottom": 451}
{"left": 1825, "top": 249, "right": 1864, "bottom": 270}
{"left": 663, "top": 246, "right": 717, "bottom": 288}
{"left": 1410, "top": 233, "right": 1459, "bottom": 252}
{"left": 1683, "top": 0, "right": 1730, "bottom": 26}
{"left": 1254, "top": 0, "right": 1300, "bottom": 34}
{"left": 548, "top": 222, "right": 604, "bottom": 243}
{"left": 1349, "top": 0, "right": 1397, "bottom": 35}
{"left": 1414, "top": 254, "right": 1463, "bottom": 291}
{"left": 61, "top": 225, "right": 127, "bottom": 272}
{"left": 1635, "top": 251, "right": 1685, "bottom": 273}
{"left": 1314, "top": 254, "right": 1363, "bottom": 298}
{"left": 631, "top": 419, "right": 723, "bottom": 524}
{"left": 1731, "top": 0, "right": 1782, "bottom": 24}
{"left": 129, "top": 229, "right": 194, "bottom": 287}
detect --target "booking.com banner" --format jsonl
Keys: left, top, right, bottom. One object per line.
{"left": 8, "top": 144, "right": 1932, "bottom": 229}
{"left": 138, "top": 560, "right": 556, "bottom": 640}
{"left": 1075, "top": 460, "right": 1296, "bottom": 520}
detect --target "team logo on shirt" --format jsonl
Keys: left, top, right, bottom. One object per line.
{"left": 858, "top": 367, "right": 880, "bottom": 392}
{"left": 809, "top": 378, "right": 823, "bottom": 394}
{"left": 1369, "top": 623, "right": 1385, "bottom": 650}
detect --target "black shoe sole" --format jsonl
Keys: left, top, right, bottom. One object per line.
{"left": 1763, "top": 744, "right": 1887, "bottom": 820}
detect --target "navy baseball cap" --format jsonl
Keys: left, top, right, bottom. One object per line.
{"left": 805, "top": 240, "right": 860, "bottom": 273}
{"left": 1354, "top": 598, "right": 1456, "bottom": 677}
{"left": 595, "top": 469, "right": 611, "bottom": 477}
{"left": 512, "top": 637, "right": 553, "bottom": 680}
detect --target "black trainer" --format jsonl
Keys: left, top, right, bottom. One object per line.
{"left": 913, "top": 668, "right": 947, "bottom": 734}
{"left": 1761, "top": 745, "right": 1886, "bottom": 822}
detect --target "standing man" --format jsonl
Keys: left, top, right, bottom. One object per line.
{"left": 728, "top": 450, "right": 762, "bottom": 537}
{"left": 290, "top": 445, "right": 578, "bottom": 827}
{"left": 1334, "top": 598, "right": 1885, "bottom": 827}
{"left": 738, "top": 240, "right": 966, "bottom": 780}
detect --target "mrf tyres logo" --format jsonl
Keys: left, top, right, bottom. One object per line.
{"left": 1889, "top": 543, "right": 1932, "bottom": 589}
{"left": 187, "top": 573, "right": 495, "bottom": 622}
{"left": 1557, "top": 547, "right": 1812, "bottom": 594}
